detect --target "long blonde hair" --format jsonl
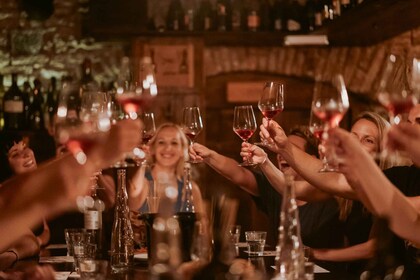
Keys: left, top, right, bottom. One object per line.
{"left": 337, "top": 111, "right": 391, "bottom": 221}
{"left": 147, "top": 122, "right": 189, "bottom": 180}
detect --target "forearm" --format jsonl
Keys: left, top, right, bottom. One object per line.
{"left": 312, "top": 239, "right": 375, "bottom": 262}
{"left": 279, "top": 144, "right": 357, "bottom": 200}
{"left": 204, "top": 151, "right": 259, "bottom": 196}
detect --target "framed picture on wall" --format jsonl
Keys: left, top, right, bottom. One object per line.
{"left": 143, "top": 43, "right": 194, "bottom": 88}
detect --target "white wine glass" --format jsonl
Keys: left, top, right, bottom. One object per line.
{"left": 311, "top": 74, "right": 349, "bottom": 172}
{"left": 56, "top": 84, "right": 111, "bottom": 165}
{"left": 256, "top": 81, "right": 284, "bottom": 147}
{"left": 233, "top": 105, "right": 257, "bottom": 167}
{"left": 182, "top": 106, "right": 203, "bottom": 164}
{"left": 308, "top": 108, "right": 331, "bottom": 172}
{"left": 142, "top": 112, "right": 156, "bottom": 145}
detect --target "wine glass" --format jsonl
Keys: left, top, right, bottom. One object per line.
{"left": 311, "top": 74, "right": 349, "bottom": 172}
{"left": 376, "top": 54, "right": 419, "bottom": 159}
{"left": 142, "top": 112, "right": 156, "bottom": 145}
{"left": 256, "top": 81, "right": 284, "bottom": 147}
{"left": 56, "top": 83, "right": 111, "bottom": 165}
{"left": 308, "top": 108, "right": 332, "bottom": 172}
{"left": 233, "top": 105, "right": 257, "bottom": 167}
{"left": 182, "top": 106, "right": 203, "bottom": 164}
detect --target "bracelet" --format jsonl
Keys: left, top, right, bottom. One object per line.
{"left": 259, "top": 156, "right": 268, "bottom": 166}
{"left": 6, "top": 249, "right": 19, "bottom": 266}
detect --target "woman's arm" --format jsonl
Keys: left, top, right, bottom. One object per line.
{"left": 311, "top": 239, "right": 375, "bottom": 262}
{"left": 259, "top": 118, "right": 358, "bottom": 200}
{"left": 190, "top": 143, "right": 259, "bottom": 196}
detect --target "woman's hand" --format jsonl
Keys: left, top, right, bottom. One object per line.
{"left": 387, "top": 123, "right": 420, "bottom": 166}
{"left": 259, "top": 118, "right": 289, "bottom": 153}
{"left": 240, "top": 142, "right": 267, "bottom": 165}
{"left": 189, "top": 143, "right": 213, "bottom": 162}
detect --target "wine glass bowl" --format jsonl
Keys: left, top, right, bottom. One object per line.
{"left": 233, "top": 105, "right": 257, "bottom": 167}
{"left": 56, "top": 85, "right": 111, "bottom": 165}
{"left": 377, "top": 54, "right": 419, "bottom": 125}
{"left": 256, "top": 82, "right": 284, "bottom": 147}
{"left": 142, "top": 112, "right": 156, "bottom": 145}
{"left": 182, "top": 106, "right": 204, "bottom": 164}
{"left": 311, "top": 74, "right": 349, "bottom": 172}
{"left": 258, "top": 82, "right": 284, "bottom": 122}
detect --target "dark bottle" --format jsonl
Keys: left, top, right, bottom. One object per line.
{"left": 273, "top": 0, "right": 285, "bottom": 31}
{"left": 314, "top": 0, "right": 324, "bottom": 28}
{"left": 166, "top": 0, "right": 185, "bottom": 31}
{"left": 179, "top": 49, "right": 189, "bottom": 74}
{"left": 45, "top": 77, "right": 57, "bottom": 132}
{"left": 340, "top": 0, "right": 354, "bottom": 13}
{"left": 80, "top": 58, "right": 98, "bottom": 92}
{"left": 3, "top": 73, "right": 26, "bottom": 131}
{"left": 260, "top": 0, "right": 272, "bottom": 31}
{"left": 216, "top": 0, "right": 231, "bottom": 31}
{"left": 184, "top": 0, "right": 196, "bottom": 31}
{"left": 197, "top": 0, "right": 214, "bottom": 31}
{"left": 247, "top": 0, "right": 260, "bottom": 32}
{"left": 27, "top": 78, "right": 46, "bottom": 131}
{"left": 305, "top": 0, "right": 316, "bottom": 32}
{"left": 286, "top": 0, "right": 304, "bottom": 32}
{"left": 0, "top": 74, "right": 5, "bottom": 130}
{"left": 231, "top": 0, "right": 245, "bottom": 31}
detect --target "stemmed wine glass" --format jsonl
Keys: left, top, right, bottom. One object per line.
{"left": 182, "top": 106, "right": 203, "bottom": 164}
{"left": 375, "top": 55, "right": 419, "bottom": 161}
{"left": 56, "top": 84, "right": 111, "bottom": 165}
{"left": 308, "top": 108, "right": 331, "bottom": 172}
{"left": 311, "top": 74, "right": 349, "bottom": 172}
{"left": 142, "top": 112, "right": 156, "bottom": 145}
{"left": 256, "top": 82, "right": 284, "bottom": 147}
{"left": 233, "top": 105, "right": 257, "bottom": 167}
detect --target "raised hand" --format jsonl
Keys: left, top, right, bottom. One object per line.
{"left": 240, "top": 142, "right": 268, "bottom": 165}
{"left": 259, "top": 118, "right": 288, "bottom": 153}
{"left": 188, "top": 143, "right": 212, "bottom": 162}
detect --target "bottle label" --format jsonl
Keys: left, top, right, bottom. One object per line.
{"left": 4, "top": 100, "right": 23, "bottom": 113}
{"left": 315, "top": 13, "right": 323, "bottom": 26}
{"left": 84, "top": 210, "right": 99, "bottom": 230}
{"left": 341, "top": 0, "right": 350, "bottom": 4}
{"left": 274, "top": 19, "right": 282, "bottom": 31}
{"left": 247, "top": 13, "right": 259, "bottom": 29}
{"left": 204, "top": 17, "right": 211, "bottom": 30}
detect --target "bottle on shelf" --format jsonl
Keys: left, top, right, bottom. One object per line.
{"left": 27, "top": 78, "right": 46, "bottom": 131}
{"left": 273, "top": 175, "right": 306, "bottom": 280}
{"left": 340, "top": 0, "right": 354, "bottom": 13}
{"left": 314, "top": 0, "right": 324, "bottom": 29}
{"left": 0, "top": 74, "right": 5, "bottom": 130}
{"left": 197, "top": 0, "right": 215, "bottom": 31}
{"left": 45, "top": 77, "right": 57, "bottom": 133}
{"left": 2, "top": 73, "right": 26, "bottom": 131}
{"left": 166, "top": 0, "right": 185, "bottom": 31}
{"left": 110, "top": 169, "right": 134, "bottom": 272}
{"left": 84, "top": 177, "right": 105, "bottom": 259}
{"left": 285, "top": 0, "right": 305, "bottom": 32}
{"left": 273, "top": 0, "right": 285, "bottom": 31}
{"left": 231, "top": 0, "right": 245, "bottom": 31}
{"left": 260, "top": 0, "right": 272, "bottom": 31}
{"left": 184, "top": 0, "right": 196, "bottom": 31}
{"left": 80, "top": 58, "right": 98, "bottom": 92}
{"left": 247, "top": 0, "right": 260, "bottom": 32}
{"left": 305, "top": 0, "right": 317, "bottom": 32}
{"left": 216, "top": 0, "right": 232, "bottom": 31}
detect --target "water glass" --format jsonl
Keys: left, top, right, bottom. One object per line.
{"left": 65, "top": 228, "right": 84, "bottom": 256}
{"left": 245, "top": 231, "right": 266, "bottom": 256}
{"left": 305, "top": 262, "right": 314, "bottom": 280}
{"left": 79, "top": 259, "right": 108, "bottom": 280}
{"left": 228, "top": 225, "right": 241, "bottom": 244}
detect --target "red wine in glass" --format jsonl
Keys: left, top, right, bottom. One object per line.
{"left": 378, "top": 92, "right": 418, "bottom": 124}
{"left": 116, "top": 94, "right": 145, "bottom": 115}
{"left": 234, "top": 128, "right": 255, "bottom": 141}
{"left": 260, "top": 107, "right": 283, "bottom": 120}
{"left": 309, "top": 126, "right": 324, "bottom": 140}
{"left": 185, "top": 131, "right": 199, "bottom": 142}
{"left": 142, "top": 133, "right": 154, "bottom": 145}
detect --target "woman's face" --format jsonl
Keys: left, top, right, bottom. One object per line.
{"left": 152, "top": 127, "right": 184, "bottom": 168}
{"left": 8, "top": 141, "right": 37, "bottom": 174}
{"left": 350, "top": 119, "right": 380, "bottom": 154}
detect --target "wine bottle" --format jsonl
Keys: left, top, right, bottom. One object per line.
{"left": 260, "top": 0, "right": 272, "bottom": 31}
{"left": 197, "top": 0, "right": 214, "bottom": 31}
{"left": 231, "top": 0, "right": 245, "bottom": 31}
{"left": 247, "top": 0, "right": 260, "bottom": 32}
{"left": 0, "top": 74, "right": 5, "bottom": 130}
{"left": 179, "top": 163, "right": 195, "bottom": 213}
{"left": 80, "top": 58, "right": 98, "bottom": 92}
{"left": 84, "top": 181, "right": 105, "bottom": 259}
{"left": 166, "top": 0, "right": 185, "bottom": 31}
{"left": 110, "top": 169, "right": 134, "bottom": 272}
{"left": 3, "top": 73, "right": 26, "bottom": 131}
{"left": 27, "top": 78, "right": 46, "bottom": 131}
{"left": 45, "top": 77, "right": 57, "bottom": 133}
{"left": 273, "top": 0, "right": 285, "bottom": 31}
{"left": 216, "top": 0, "right": 231, "bottom": 31}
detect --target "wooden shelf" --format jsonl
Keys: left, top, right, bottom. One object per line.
{"left": 84, "top": 0, "right": 420, "bottom": 47}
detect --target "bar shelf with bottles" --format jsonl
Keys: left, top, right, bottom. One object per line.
{"left": 99, "top": 0, "right": 420, "bottom": 47}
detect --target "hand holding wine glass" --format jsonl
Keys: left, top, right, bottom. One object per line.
{"left": 182, "top": 106, "right": 203, "bottom": 164}
{"left": 233, "top": 105, "right": 257, "bottom": 166}
{"left": 256, "top": 82, "right": 284, "bottom": 147}
{"left": 308, "top": 108, "right": 330, "bottom": 172}
{"left": 311, "top": 74, "right": 349, "bottom": 172}
{"left": 56, "top": 84, "right": 111, "bottom": 165}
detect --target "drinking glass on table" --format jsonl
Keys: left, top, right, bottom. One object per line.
{"left": 256, "top": 82, "right": 284, "bottom": 147}
{"left": 311, "top": 74, "right": 349, "bottom": 172}
{"left": 182, "top": 106, "right": 204, "bottom": 163}
{"left": 233, "top": 105, "right": 257, "bottom": 166}
{"left": 376, "top": 54, "right": 419, "bottom": 160}
{"left": 245, "top": 231, "right": 266, "bottom": 256}
{"left": 55, "top": 85, "right": 111, "bottom": 165}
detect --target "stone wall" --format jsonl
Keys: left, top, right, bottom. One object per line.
{"left": 0, "top": 0, "right": 126, "bottom": 87}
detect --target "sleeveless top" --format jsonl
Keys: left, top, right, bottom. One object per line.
{"left": 138, "top": 171, "right": 184, "bottom": 213}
